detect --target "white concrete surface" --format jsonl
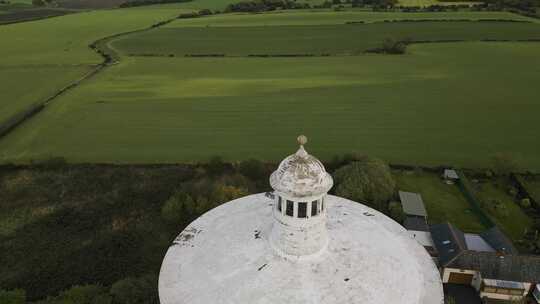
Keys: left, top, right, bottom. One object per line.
{"left": 159, "top": 194, "right": 444, "bottom": 304}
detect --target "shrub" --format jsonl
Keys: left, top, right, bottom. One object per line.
{"left": 521, "top": 198, "right": 531, "bottom": 208}
{"left": 381, "top": 38, "right": 408, "bottom": 54}
{"left": 0, "top": 289, "right": 25, "bottom": 304}
{"left": 38, "top": 285, "right": 112, "bottom": 304}
{"left": 333, "top": 156, "right": 396, "bottom": 211}
{"left": 238, "top": 159, "right": 266, "bottom": 180}
{"left": 388, "top": 201, "right": 404, "bottom": 222}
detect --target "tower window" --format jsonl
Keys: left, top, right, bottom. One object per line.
{"left": 298, "top": 202, "right": 307, "bottom": 218}
{"left": 321, "top": 198, "right": 325, "bottom": 212}
{"left": 286, "top": 200, "right": 294, "bottom": 217}
{"left": 277, "top": 197, "right": 282, "bottom": 212}
{"left": 311, "top": 200, "right": 318, "bottom": 216}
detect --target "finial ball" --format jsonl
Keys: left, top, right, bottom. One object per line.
{"left": 297, "top": 135, "right": 308, "bottom": 146}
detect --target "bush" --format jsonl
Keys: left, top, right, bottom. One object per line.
{"left": 37, "top": 285, "right": 112, "bottom": 304}
{"left": 110, "top": 274, "right": 158, "bottom": 304}
{"left": 388, "top": 201, "right": 404, "bottom": 223}
{"left": 238, "top": 159, "right": 267, "bottom": 180}
{"left": 333, "top": 156, "right": 396, "bottom": 211}
{"left": 521, "top": 198, "right": 531, "bottom": 208}
{"left": 0, "top": 289, "right": 25, "bottom": 304}
{"left": 381, "top": 38, "right": 408, "bottom": 54}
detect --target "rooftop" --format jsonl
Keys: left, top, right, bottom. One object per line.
{"left": 159, "top": 194, "right": 444, "bottom": 304}
{"left": 399, "top": 191, "right": 428, "bottom": 218}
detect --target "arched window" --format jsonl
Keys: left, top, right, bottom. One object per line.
{"left": 286, "top": 200, "right": 294, "bottom": 217}
{"left": 321, "top": 198, "right": 325, "bottom": 212}
{"left": 298, "top": 202, "right": 307, "bottom": 218}
{"left": 277, "top": 196, "right": 282, "bottom": 212}
{"left": 311, "top": 200, "right": 318, "bottom": 216}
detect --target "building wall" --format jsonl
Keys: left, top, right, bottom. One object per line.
{"left": 442, "top": 267, "right": 481, "bottom": 289}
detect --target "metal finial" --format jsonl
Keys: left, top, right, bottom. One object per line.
{"left": 297, "top": 135, "right": 308, "bottom": 146}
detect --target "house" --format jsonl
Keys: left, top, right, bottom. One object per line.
{"left": 431, "top": 223, "right": 540, "bottom": 302}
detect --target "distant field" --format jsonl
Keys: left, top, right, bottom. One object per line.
{"left": 0, "top": 4, "right": 188, "bottom": 126}
{"left": 111, "top": 21, "right": 540, "bottom": 56}
{"left": 1, "top": 42, "right": 539, "bottom": 168}
{"left": 163, "top": 10, "right": 538, "bottom": 27}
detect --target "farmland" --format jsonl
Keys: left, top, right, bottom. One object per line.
{"left": 1, "top": 41, "right": 539, "bottom": 167}
{"left": 1, "top": 7, "right": 540, "bottom": 169}
{"left": 111, "top": 21, "right": 540, "bottom": 56}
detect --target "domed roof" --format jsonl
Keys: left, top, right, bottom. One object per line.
{"left": 269, "top": 136, "right": 333, "bottom": 198}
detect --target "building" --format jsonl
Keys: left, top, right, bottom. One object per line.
{"left": 431, "top": 223, "right": 540, "bottom": 302}
{"left": 399, "top": 191, "right": 435, "bottom": 254}
{"left": 158, "top": 136, "right": 444, "bottom": 304}
{"left": 444, "top": 169, "right": 459, "bottom": 181}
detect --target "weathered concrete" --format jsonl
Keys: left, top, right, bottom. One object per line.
{"left": 159, "top": 193, "right": 444, "bottom": 304}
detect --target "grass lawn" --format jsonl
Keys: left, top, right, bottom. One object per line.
{"left": 111, "top": 21, "right": 540, "bottom": 56}
{"left": 395, "top": 170, "right": 486, "bottom": 232}
{"left": 2, "top": 42, "right": 539, "bottom": 168}
{"left": 474, "top": 178, "right": 533, "bottom": 242}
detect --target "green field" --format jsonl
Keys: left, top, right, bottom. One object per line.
{"left": 395, "top": 170, "right": 487, "bottom": 232}
{"left": 111, "top": 21, "right": 540, "bottom": 56}
{"left": 2, "top": 41, "right": 539, "bottom": 167}
{"left": 164, "top": 10, "right": 538, "bottom": 27}
{"left": 0, "top": 4, "right": 188, "bottom": 125}
{"left": 475, "top": 179, "right": 533, "bottom": 241}
{"left": 1, "top": 7, "right": 540, "bottom": 168}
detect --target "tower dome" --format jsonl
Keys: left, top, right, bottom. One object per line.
{"left": 158, "top": 136, "right": 444, "bottom": 304}
{"left": 270, "top": 135, "right": 333, "bottom": 198}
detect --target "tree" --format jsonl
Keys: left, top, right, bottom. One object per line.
{"left": 491, "top": 152, "right": 519, "bottom": 176}
{"left": 381, "top": 38, "right": 407, "bottom": 54}
{"left": 110, "top": 274, "right": 158, "bottom": 304}
{"left": 333, "top": 157, "right": 396, "bottom": 211}
{"left": 238, "top": 159, "right": 266, "bottom": 180}
{"left": 0, "top": 289, "right": 25, "bottom": 304}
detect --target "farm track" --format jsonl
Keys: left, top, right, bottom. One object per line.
{"left": 0, "top": 16, "right": 178, "bottom": 141}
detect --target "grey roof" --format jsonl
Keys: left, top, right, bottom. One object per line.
{"left": 449, "top": 251, "right": 540, "bottom": 283}
{"left": 480, "top": 226, "right": 519, "bottom": 255}
{"left": 432, "top": 223, "right": 539, "bottom": 283}
{"left": 404, "top": 216, "right": 429, "bottom": 232}
{"left": 430, "top": 223, "right": 467, "bottom": 266}
{"left": 399, "top": 191, "right": 428, "bottom": 218}
{"left": 444, "top": 169, "right": 459, "bottom": 179}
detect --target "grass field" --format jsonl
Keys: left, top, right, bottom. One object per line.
{"left": 0, "top": 4, "right": 188, "bottom": 126}
{"left": 395, "top": 170, "right": 486, "bottom": 232}
{"left": 164, "top": 10, "right": 538, "bottom": 27}
{"left": 2, "top": 41, "right": 539, "bottom": 167}
{"left": 475, "top": 179, "right": 533, "bottom": 241}
{"left": 111, "top": 21, "right": 540, "bottom": 56}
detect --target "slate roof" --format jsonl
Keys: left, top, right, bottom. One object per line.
{"left": 430, "top": 222, "right": 467, "bottom": 266}
{"left": 404, "top": 216, "right": 429, "bottom": 232}
{"left": 431, "top": 223, "right": 540, "bottom": 283}
{"left": 480, "top": 226, "right": 519, "bottom": 255}
{"left": 399, "top": 191, "right": 428, "bottom": 218}
{"left": 449, "top": 251, "right": 540, "bottom": 283}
